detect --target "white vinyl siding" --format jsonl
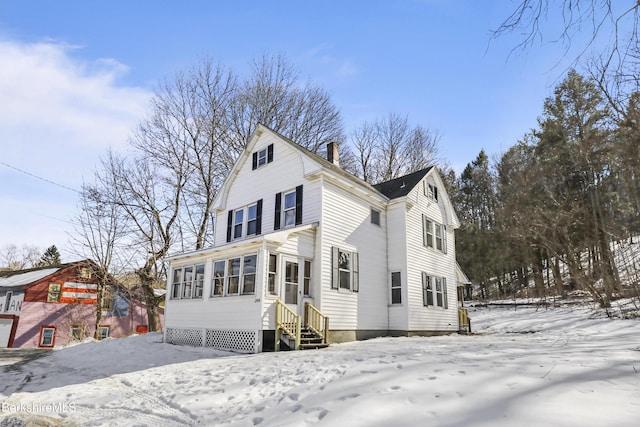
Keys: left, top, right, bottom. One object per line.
{"left": 407, "top": 177, "right": 458, "bottom": 332}
{"left": 320, "top": 179, "right": 387, "bottom": 330}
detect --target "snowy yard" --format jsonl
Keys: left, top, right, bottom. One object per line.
{"left": 1, "top": 304, "right": 639, "bottom": 427}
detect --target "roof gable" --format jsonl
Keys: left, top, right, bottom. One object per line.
{"left": 373, "top": 167, "right": 434, "bottom": 199}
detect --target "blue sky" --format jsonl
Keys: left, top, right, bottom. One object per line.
{"left": 0, "top": 0, "right": 600, "bottom": 259}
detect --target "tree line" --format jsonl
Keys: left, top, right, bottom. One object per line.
{"left": 454, "top": 70, "right": 640, "bottom": 307}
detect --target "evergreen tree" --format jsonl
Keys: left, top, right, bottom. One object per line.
{"left": 39, "top": 245, "right": 61, "bottom": 266}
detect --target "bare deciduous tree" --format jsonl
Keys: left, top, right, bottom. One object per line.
{"left": 0, "top": 244, "right": 41, "bottom": 270}
{"left": 351, "top": 113, "right": 441, "bottom": 183}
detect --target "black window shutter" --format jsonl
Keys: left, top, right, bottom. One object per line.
{"left": 331, "top": 247, "right": 339, "bottom": 289}
{"left": 226, "top": 210, "right": 233, "bottom": 242}
{"left": 267, "top": 144, "right": 274, "bottom": 163}
{"left": 295, "top": 185, "right": 303, "bottom": 225}
{"left": 274, "top": 192, "right": 282, "bottom": 230}
{"left": 252, "top": 152, "right": 258, "bottom": 170}
{"left": 352, "top": 251, "right": 359, "bottom": 292}
{"left": 256, "top": 199, "right": 263, "bottom": 235}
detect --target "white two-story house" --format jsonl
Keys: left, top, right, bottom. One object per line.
{"left": 164, "top": 124, "right": 464, "bottom": 353}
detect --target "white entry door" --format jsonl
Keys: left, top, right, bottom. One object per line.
{"left": 0, "top": 318, "right": 13, "bottom": 348}
{"left": 282, "top": 256, "right": 301, "bottom": 315}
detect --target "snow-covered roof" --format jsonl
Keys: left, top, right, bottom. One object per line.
{"left": 0, "top": 267, "right": 60, "bottom": 288}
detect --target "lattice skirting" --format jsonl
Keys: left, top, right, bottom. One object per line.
{"left": 165, "top": 327, "right": 259, "bottom": 353}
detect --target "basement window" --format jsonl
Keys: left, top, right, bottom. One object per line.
{"left": 39, "top": 326, "right": 56, "bottom": 347}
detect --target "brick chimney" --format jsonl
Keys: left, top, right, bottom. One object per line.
{"left": 327, "top": 142, "right": 339, "bottom": 166}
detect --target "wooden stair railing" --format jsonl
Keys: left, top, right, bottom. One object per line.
{"left": 275, "top": 299, "right": 301, "bottom": 351}
{"left": 275, "top": 300, "right": 330, "bottom": 351}
{"left": 304, "top": 302, "right": 329, "bottom": 346}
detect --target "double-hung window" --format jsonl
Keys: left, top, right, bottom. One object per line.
{"left": 283, "top": 191, "right": 296, "bottom": 227}
{"left": 423, "top": 216, "right": 434, "bottom": 248}
{"left": 227, "top": 257, "right": 241, "bottom": 295}
{"left": 226, "top": 200, "right": 263, "bottom": 242}
{"left": 435, "top": 224, "right": 443, "bottom": 252}
{"left": 331, "top": 247, "right": 359, "bottom": 292}
{"left": 182, "top": 266, "right": 193, "bottom": 298}
{"left": 423, "top": 216, "right": 446, "bottom": 253}
{"left": 422, "top": 273, "right": 448, "bottom": 308}
{"left": 390, "top": 271, "right": 402, "bottom": 304}
{"left": 252, "top": 144, "right": 274, "bottom": 170}
{"left": 171, "top": 268, "right": 183, "bottom": 299}
{"left": 242, "top": 255, "right": 257, "bottom": 295}
{"left": 267, "top": 254, "right": 278, "bottom": 295}
{"left": 274, "top": 185, "right": 303, "bottom": 230}
{"left": 247, "top": 204, "right": 258, "bottom": 235}
{"left": 39, "top": 326, "right": 56, "bottom": 347}
{"left": 234, "top": 209, "right": 244, "bottom": 239}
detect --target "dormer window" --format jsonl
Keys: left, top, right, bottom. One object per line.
{"left": 252, "top": 144, "right": 274, "bottom": 170}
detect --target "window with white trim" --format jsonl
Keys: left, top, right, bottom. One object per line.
{"left": 435, "top": 224, "right": 443, "bottom": 252}
{"left": 242, "top": 255, "right": 257, "bottom": 295}
{"left": 303, "top": 260, "right": 311, "bottom": 297}
{"left": 247, "top": 204, "right": 258, "bottom": 235}
{"left": 98, "top": 326, "right": 110, "bottom": 340}
{"left": 423, "top": 216, "right": 447, "bottom": 253}
{"left": 227, "top": 257, "right": 241, "bottom": 295}
{"left": 182, "top": 265, "right": 193, "bottom": 298}
{"left": 424, "top": 181, "right": 438, "bottom": 201}
{"left": 390, "top": 271, "right": 401, "bottom": 304}
{"left": 210, "top": 254, "right": 258, "bottom": 297}
{"left": 234, "top": 209, "right": 244, "bottom": 239}
{"left": 39, "top": 326, "right": 56, "bottom": 347}
{"left": 267, "top": 254, "right": 278, "bottom": 295}
{"left": 171, "top": 263, "right": 205, "bottom": 299}
{"left": 331, "top": 247, "right": 359, "bottom": 292}
{"left": 283, "top": 190, "right": 296, "bottom": 228}
{"left": 212, "top": 260, "right": 225, "bottom": 296}
{"left": 193, "top": 264, "right": 205, "bottom": 298}
{"left": 252, "top": 144, "right": 274, "bottom": 170}
{"left": 422, "top": 273, "right": 448, "bottom": 308}
{"left": 274, "top": 186, "right": 303, "bottom": 230}
{"left": 226, "top": 200, "right": 263, "bottom": 242}
{"left": 171, "top": 268, "right": 183, "bottom": 299}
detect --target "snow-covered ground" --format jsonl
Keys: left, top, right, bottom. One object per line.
{"left": 1, "top": 304, "right": 639, "bottom": 427}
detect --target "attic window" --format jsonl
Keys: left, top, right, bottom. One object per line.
{"left": 424, "top": 182, "right": 438, "bottom": 201}
{"left": 252, "top": 144, "right": 274, "bottom": 170}
{"left": 80, "top": 268, "right": 92, "bottom": 279}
